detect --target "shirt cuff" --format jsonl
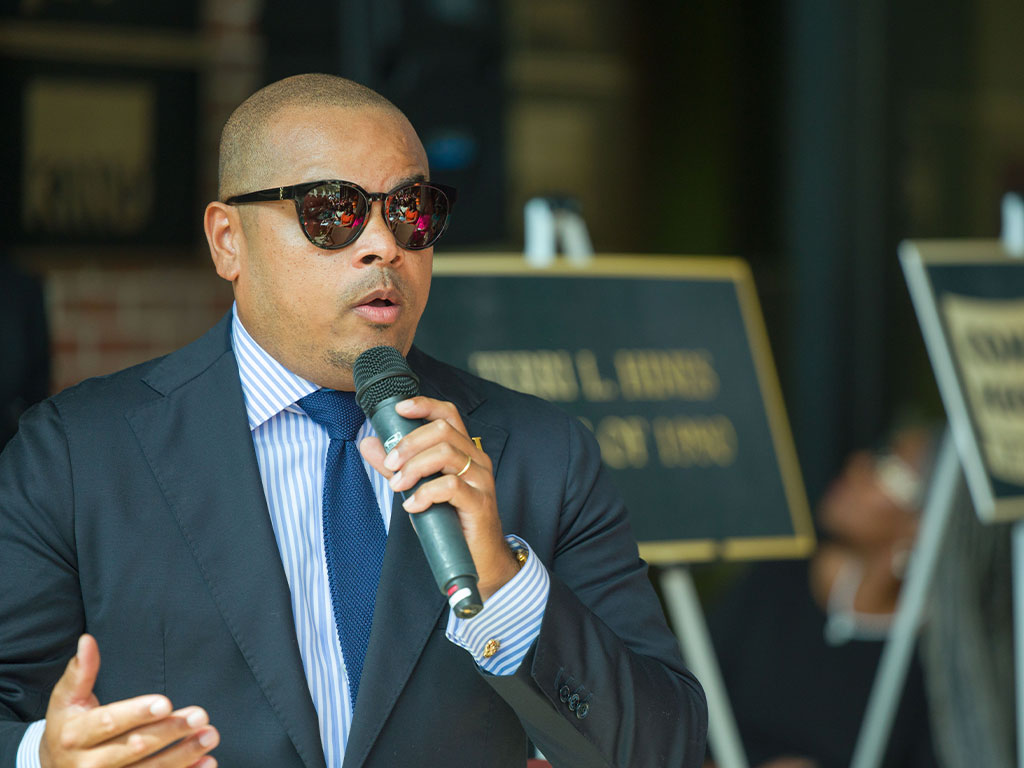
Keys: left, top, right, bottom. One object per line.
{"left": 445, "top": 535, "right": 549, "bottom": 676}
{"left": 16, "top": 720, "right": 45, "bottom": 768}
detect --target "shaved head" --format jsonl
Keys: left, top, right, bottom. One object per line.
{"left": 217, "top": 73, "right": 407, "bottom": 200}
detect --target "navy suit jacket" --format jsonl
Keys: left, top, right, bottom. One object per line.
{"left": 0, "top": 315, "right": 707, "bottom": 767}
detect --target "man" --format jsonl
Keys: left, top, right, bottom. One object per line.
{"left": 0, "top": 74, "right": 707, "bottom": 768}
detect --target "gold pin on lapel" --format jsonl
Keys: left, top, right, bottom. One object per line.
{"left": 471, "top": 437, "right": 483, "bottom": 451}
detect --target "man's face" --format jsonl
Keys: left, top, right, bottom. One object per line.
{"left": 230, "top": 105, "right": 433, "bottom": 390}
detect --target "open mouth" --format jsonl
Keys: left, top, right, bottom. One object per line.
{"left": 353, "top": 292, "right": 402, "bottom": 325}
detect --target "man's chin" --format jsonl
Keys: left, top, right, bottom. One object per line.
{"left": 326, "top": 334, "right": 412, "bottom": 371}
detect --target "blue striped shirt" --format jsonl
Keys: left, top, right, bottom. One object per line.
{"left": 229, "top": 306, "right": 550, "bottom": 763}
{"left": 15, "top": 305, "right": 549, "bottom": 768}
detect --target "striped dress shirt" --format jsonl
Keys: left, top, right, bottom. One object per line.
{"left": 230, "top": 307, "right": 549, "bottom": 765}
{"left": 14, "top": 305, "right": 550, "bottom": 768}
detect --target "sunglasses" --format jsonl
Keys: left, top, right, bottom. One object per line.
{"left": 225, "top": 179, "right": 457, "bottom": 250}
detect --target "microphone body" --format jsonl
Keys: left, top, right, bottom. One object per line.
{"left": 355, "top": 348, "right": 483, "bottom": 618}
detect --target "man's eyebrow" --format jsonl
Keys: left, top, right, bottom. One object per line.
{"left": 394, "top": 173, "right": 428, "bottom": 186}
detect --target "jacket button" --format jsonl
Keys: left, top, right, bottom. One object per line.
{"left": 576, "top": 701, "right": 590, "bottom": 719}
{"left": 559, "top": 685, "right": 570, "bottom": 702}
{"left": 568, "top": 693, "right": 580, "bottom": 711}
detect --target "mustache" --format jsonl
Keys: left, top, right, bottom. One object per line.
{"left": 344, "top": 269, "right": 410, "bottom": 304}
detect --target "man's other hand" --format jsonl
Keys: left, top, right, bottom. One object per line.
{"left": 40, "top": 634, "right": 219, "bottom": 768}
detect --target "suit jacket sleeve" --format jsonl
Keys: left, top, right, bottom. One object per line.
{"left": 0, "top": 400, "right": 83, "bottom": 764}
{"left": 482, "top": 410, "right": 707, "bottom": 768}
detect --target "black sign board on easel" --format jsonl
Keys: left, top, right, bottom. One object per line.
{"left": 414, "top": 255, "right": 814, "bottom": 562}
{"left": 901, "top": 241, "right": 1024, "bottom": 522}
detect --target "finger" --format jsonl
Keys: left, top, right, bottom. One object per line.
{"left": 383, "top": 418, "right": 485, "bottom": 475}
{"left": 401, "top": 473, "right": 487, "bottom": 515}
{"left": 394, "top": 396, "right": 468, "bottom": 435}
{"left": 388, "top": 442, "right": 481, "bottom": 494}
{"left": 135, "top": 726, "right": 219, "bottom": 768}
{"left": 60, "top": 695, "right": 175, "bottom": 750}
{"left": 55, "top": 634, "right": 100, "bottom": 708}
{"left": 85, "top": 709, "right": 211, "bottom": 767}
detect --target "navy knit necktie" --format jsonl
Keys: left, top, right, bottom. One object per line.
{"left": 298, "top": 388, "right": 386, "bottom": 710}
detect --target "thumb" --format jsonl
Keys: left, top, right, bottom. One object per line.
{"left": 55, "top": 635, "right": 100, "bottom": 707}
{"left": 358, "top": 436, "right": 390, "bottom": 477}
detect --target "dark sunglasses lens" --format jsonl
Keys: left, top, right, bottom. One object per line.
{"left": 300, "top": 183, "right": 366, "bottom": 248}
{"left": 386, "top": 185, "right": 451, "bottom": 250}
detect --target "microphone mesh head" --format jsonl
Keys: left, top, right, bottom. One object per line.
{"left": 353, "top": 346, "right": 420, "bottom": 414}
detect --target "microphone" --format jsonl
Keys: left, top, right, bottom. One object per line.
{"left": 353, "top": 346, "right": 483, "bottom": 618}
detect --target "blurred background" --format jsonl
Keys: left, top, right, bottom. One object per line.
{"left": 2, "top": 1, "right": 1022, "bottom": 765}
{"left": 5, "top": 0, "right": 1023, "bottom": 500}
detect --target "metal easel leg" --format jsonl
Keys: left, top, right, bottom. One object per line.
{"left": 850, "top": 429, "right": 960, "bottom": 768}
{"left": 661, "top": 565, "right": 749, "bottom": 768}
{"left": 1014, "top": 520, "right": 1024, "bottom": 768}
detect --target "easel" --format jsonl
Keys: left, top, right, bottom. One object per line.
{"left": 850, "top": 193, "right": 1024, "bottom": 768}
{"left": 523, "top": 197, "right": 594, "bottom": 267}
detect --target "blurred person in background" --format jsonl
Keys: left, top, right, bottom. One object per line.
{"left": 0, "top": 257, "right": 50, "bottom": 451}
{"left": 706, "top": 426, "right": 939, "bottom": 768}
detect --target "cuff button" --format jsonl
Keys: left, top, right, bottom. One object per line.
{"left": 559, "top": 685, "right": 570, "bottom": 702}
{"left": 483, "top": 638, "right": 501, "bottom": 658}
{"left": 568, "top": 693, "right": 580, "bottom": 711}
{"left": 576, "top": 701, "right": 590, "bottom": 719}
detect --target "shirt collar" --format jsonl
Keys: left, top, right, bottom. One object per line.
{"left": 231, "top": 303, "right": 319, "bottom": 431}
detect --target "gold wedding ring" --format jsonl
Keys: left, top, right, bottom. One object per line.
{"left": 455, "top": 455, "right": 473, "bottom": 477}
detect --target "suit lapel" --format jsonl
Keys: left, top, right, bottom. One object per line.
{"left": 341, "top": 352, "right": 509, "bottom": 768}
{"left": 127, "top": 321, "right": 327, "bottom": 768}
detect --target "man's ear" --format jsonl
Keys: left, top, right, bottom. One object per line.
{"left": 205, "top": 201, "right": 246, "bottom": 282}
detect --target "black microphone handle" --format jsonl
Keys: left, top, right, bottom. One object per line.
{"left": 367, "top": 395, "right": 483, "bottom": 618}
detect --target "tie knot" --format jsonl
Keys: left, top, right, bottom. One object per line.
{"left": 298, "top": 389, "right": 365, "bottom": 441}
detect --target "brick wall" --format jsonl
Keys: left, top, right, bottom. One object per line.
{"left": 46, "top": 266, "right": 234, "bottom": 394}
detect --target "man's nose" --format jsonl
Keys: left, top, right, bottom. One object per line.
{"left": 352, "top": 201, "right": 401, "bottom": 266}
